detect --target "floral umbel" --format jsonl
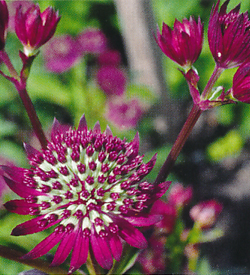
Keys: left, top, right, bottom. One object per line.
{"left": 3, "top": 115, "right": 170, "bottom": 273}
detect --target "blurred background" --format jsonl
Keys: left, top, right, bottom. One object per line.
{"left": 1, "top": 0, "right": 250, "bottom": 274}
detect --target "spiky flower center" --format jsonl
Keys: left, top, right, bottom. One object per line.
{"left": 25, "top": 128, "right": 154, "bottom": 236}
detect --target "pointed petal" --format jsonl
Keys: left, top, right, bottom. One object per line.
{"left": 11, "top": 215, "right": 62, "bottom": 236}
{"left": 151, "top": 181, "right": 172, "bottom": 201}
{"left": 22, "top": 231, "right": 65, "bottom": 260}
{"left": 104, "top": 125, "right": 113, "bottom": 136}
{"left": 2, "top": 176, "right": 43, "bottom": 198}
{"left": 1, "top": 165, "right": 25, "bottom": 182}
{"left": 51, "top": 229, "right": 78, "bottom": 266}
{"left": 109, "top": 234, "right": 122, "bottom": 261}
{"left": 78, "top": 114, "right": 88, "bottom": 131}
{"left": 4, "top": 199, "right": 39, "bottom": 215}
{"left": 90, "top": 232, "right": 113, "bottom": 270}
{"left": 124, "top": 214, "right": 163, "bottom": 227}
{"left": 110, "top": 215, "right": 147, "bottom": 249}
{"left": 93, "top": 121, "right": 101, "bottom": 134}
{"left": 51, "top": 118, "right": 62, "bottom": 141}
{"left": 69, "top": 229, "right": 89, "bottom": 274}
{"left": 24, "top": 143, "right": 40, "bottom": 159}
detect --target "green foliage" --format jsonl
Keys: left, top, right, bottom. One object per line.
{"left": 207, "top": 129, "right": 243, "bottom": 162}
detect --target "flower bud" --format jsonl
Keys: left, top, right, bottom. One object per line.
{"left": 15, "top": 4, "right": 60, "bottom": 56}
{"left": 0, "top": 0, "right": 9, "bottom": 50}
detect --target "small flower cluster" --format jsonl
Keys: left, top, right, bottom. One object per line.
{"left": 138, "top": 183, "right": 223, "bottom": 274}
{"left": 43, "top": 27, "right": 145, "bottom": 130}
{"left": 156, "top": 0, "right": 250, "bottom": 108}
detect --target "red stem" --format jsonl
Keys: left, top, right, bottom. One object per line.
{"left": 17, "top": 85, "right": 47, "bottom": 149}
{"left": 154, "top": 104, "right": 202, "bottom": 184}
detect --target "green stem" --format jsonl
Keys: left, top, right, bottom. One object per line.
{"left": 0, "top": 245, "right": 67, "bottom": 274}
{"left": 0, "top": 50, "right": 19, "bottom": 79}
{"left": 86, "top": 250, "right": 101, "bottom": 275}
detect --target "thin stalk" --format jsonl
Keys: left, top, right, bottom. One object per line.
{"left": 154, "top": 104, "right": 202, "bottom": 184}
{"left": 17, "top": 86, "right": 47, "bottom": 149}
{"left": 86, "top": 250, "right": 101, "bottom": 275}
{"left": 154, "top": 65, "right": 224, "bottom": 184}
{"left": 0, "top": 245, "right": 67, "bottom": 274}
{"left": 201, "top": 65, "right": 224, "bottom": 99}
{"left": 0, "top": 50, "right": 19, "bottom": 79}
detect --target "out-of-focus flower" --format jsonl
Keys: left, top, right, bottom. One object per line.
{"left": 105, "top": 98, "right": 144, "bottom": 130}
{"left": 77, "top": 28, "right": 107, "bottom": 54}
{"left": 138, "top": 235, "right": 166, "bottom": 274}
{"left": 208, "top": 0, "right": 250, "bottom": 69}
{"left": 190, "top": 199, "right": 223, "bottom": 229}
{"left": 97, "top": 66, "right": 126, "bottom": 96}
{"left": 98, "top": 50, "right": 122, "bottom": 67}
{"left": 3, "top": 115, "right": 170, "bottom": 273}
{"left": 0, "top": 0, "right": 9, "bottom": 50}
{"left": 15, "top": 4, "right": 60, "bottom": 56}
{"left": 150, "top": 199, "right": 177, "bottom": 234}
{"left": 156, "top": 16, "right": 203, "bottom": 68}
{"left": 7, "top": 1, "right": 33, "bottom": 32}
{"left": 230, "top": 62, "right": 250, "bottom": 103}
{"left": 167, "top": 183, "right": 193, "bottom": 208}
{"left": 42, "top": 35, "right": 81, "bottom": 73}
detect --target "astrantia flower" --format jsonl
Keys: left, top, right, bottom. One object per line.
{"left": 97, "top": 66, "right": 126, "bottom": 96}
{"left": 156, "top": 16, "right": 203, "bottom": 68}
{"left": 43, "top": 35, "right": 81, "bottom": 73}
{"left": 230, "top": 62, "right": 250, "bottom": 103}
{"left": 77, "top": 28, "right": 107, "bottom": 54}
{"left": 105, "top": 98, "right": 144, "bottom": 130}
{"left": 3, "top": 115, "right": 170, "bottom": 273}
{"left": 190, "top": 199, "right": 223, "bottom": 229}
{"left": 167, "top": 183, "right": 193, "bottom": 208}
{"left": 0, "top": 0, "right": 9, "bottom": 50}
{"left": 98, "top": 50, "right": 122, "bottom": 67}
{"left": 208, "top": 0, "right": 250, "bottom": 69}
{"left": 15, "top": 4, "right": 60, "bottom": 56}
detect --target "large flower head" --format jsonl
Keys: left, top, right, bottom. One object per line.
{"left": 208, "top": 0, "right": 250, "bottom": 69}
{"left": 156, "top": 16, "right": 203, "bottom": 68}
{"left": 15, "top": 4, "right": 60, "bottom": 56}
{"left": 3, "top": 115, "right": 170, "bottom": 273}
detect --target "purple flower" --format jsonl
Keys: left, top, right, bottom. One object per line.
{"left": 105, "top": 98, "right": 144, "bottom": 130}
{"left": 3, "top": 115, "right": 170, "bottom": 273}
{"left": 77, "top": 28, "right": 107, "bottom": 54}
{"left": 208, "top": 0, "right": 250, "bottom": 69}
{"left": 98, "top": 50, "right": 122, "bottom": 67}
{"left": 0, "top": 0, "right": 9, "bottom": 50}
{"left": 156, "top": 16, "right": 203, "bottom": 67}
{"left": 97, "top": 66, "right": 126, "bottom": 96}
{"left": 167, "top": 183, "right": 193, "bottom": 208}
{"left": 190, "top": 199, "right": 223, "bottom": 229}
{"left": 42, "top": 35, "right": 81, "bottom": 73}
{"left": 15, "top": 4, "right": 60, "bottom": 56}
{"left": 230, "top": 62, "right": 250, "bottom": 103}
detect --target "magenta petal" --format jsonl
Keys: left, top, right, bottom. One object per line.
{"left": 51, "top": 229, "right": 78, "bottom": 266}
{"left": 104, "top": 125, "right": 113, "bottom": 137}
{"left": 93, "top": 121, "right": 101, "bottom": 134}
{"left": 4, "top": 199, "right": 39, "bottom": 215}
{"left": 11, "top": 215, "right": 62, "bottom": 236}
{"left": 2, "top": 176, "right": 43, "bottom": 198}
{"left": 24, "top": 143, "right": 41, "bottom": 159}
{"left": 112, "top": 216, "right": 147, "bottom": 249}
{"left": 125, "top": 214, "right": 163, "bottom": 227}
{"left": 1, "top": 165, "right": 25, "bottom": 182}
{"left": 109, "top": 234, "right": 123, "bottom": 261}
{"left": 22, "top": 231, "right": 65, "bottom": 260}
{"left": 77, "top": 114, "right": 88, "bottom": 132}
{"left": 69, "top": 229, "right": 89, "bottom": 273}
{"left": 90, "top": 232, "right": 113, "bottom": 270}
